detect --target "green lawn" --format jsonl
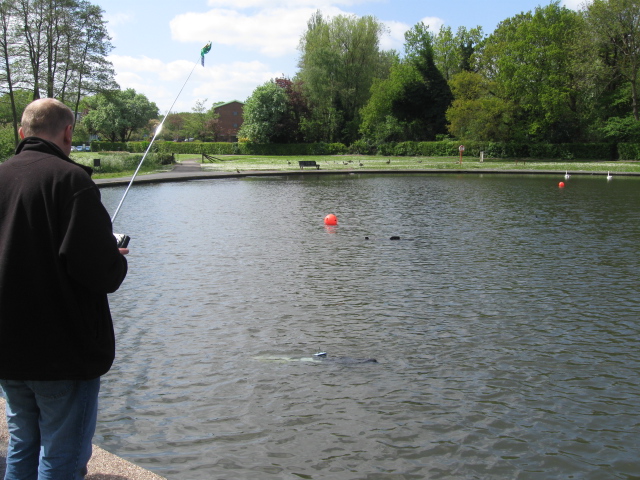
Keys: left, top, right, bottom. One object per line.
{"left": 71, "top": 152, "right": 640, "bottom": 178}
{"left": 196, "top": 154, "right": 640, "bottom": 174}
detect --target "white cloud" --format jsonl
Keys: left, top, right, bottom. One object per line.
{"left": 103, "top": 12, "right": 133, "bottom": 41}
{"left": 104, "top": 12, "right": 132, "bottom": 27}
{"left": 421, "top": 16, "right": 445, "bottom": 33}
{"left": 380, "top": 20, "right": 410, "bottom": 51}
{"left": 191, "top": 60, "right": 281, "bottom": 102}
{"left": 170, "top": 6, "right": 348, "bottom": 57}
{"left": 561, "top": 0, "right": 585, "bottom": 10}
{"left": 206, "top": 0, "right": 367, "bottom": 8}
{"left": 108, "top": 54, "right": 278, "bottom": 111}
{"left": 109, "top": 55, "right": 195, "bottom": 82}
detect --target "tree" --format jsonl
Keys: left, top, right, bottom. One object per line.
{"left": 393, "top": 22, "right": 453, "bottom": 140}
{"left": 65, "top": 1, "right": 118, "bottom": 117}
{"left": 586, "top": 0, "right": 640, "bottom": 123}
{"left": 0, "top": 0, "right": 21, "bottom": 144}
{"left": 478, "top": 2, "right": 585, "bottom": 142}
{"left": 160, "top": 113, "right": 187, "bottom": 141}
{"left": 360, "top": 22, "right": 453, "bottom": 142}
{"left": 360, "top": 61, "right": 420, "bottom": 143}
{"left": 183, "top": 99, "right": 218, "bottom": 141}
{"left": 81, "top": 89, "right": 158, "bottom": 142}
{"left": 445, "top": 71, "right": 515, "bottom": 140}
{"left": 238, "top": 80, "right": 289, "bottom": 143}
{"left": 272, "top": 77, "right": 309, "bottom": 143}
{"left": 433, "top": 25, "right": 485, "bottom": 80}
{"left": 0, "top": 90, "right": 31, "bottom": 124}
{"left": 0, "top": 0, "right": 116, "bottom": 132}
{"left": 297, "top": 11, "right": 390, "bottom": 143}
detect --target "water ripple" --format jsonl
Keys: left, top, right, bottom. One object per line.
{"left": 97, "top": 175, "right": 640, "bottom": 479}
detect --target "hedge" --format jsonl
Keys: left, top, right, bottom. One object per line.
{"left": 91, "top": 141, "right": 128, "bottom": 151}
{"left": 89, "top": 139, "right": 633, "bottom": 161}
{"left": 618, "top": 143, "right": 640, "bottom": 160}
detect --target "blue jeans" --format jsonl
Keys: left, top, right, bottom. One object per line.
{"left": 0, "top": 378, "right": 100, "bottom": 480}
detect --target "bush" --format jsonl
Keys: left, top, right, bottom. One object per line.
{"left": 91, "top": 139, "right": 621, "bottom": 161}
{"left": 78, "top": 152, "right": 166, "bottom": 173}
{"left": 529, "top": 143, "right": 615, "bottom": 160}
{"left": 377, "top": 142, "right": 396, "bottom": 156}
{"left": 0, "top": 125, "right": 17, "bottom": 162}
{"left": 328, "top": 143, "right": 347, "bottom": 155}
{"left": 91, "top": 141, "right": 127, "bottom": 152}
{"left": 238, "top": 143, "right": 330, "bottom": 155}
{"left": 618, "top": 143, "right": 640, "bottom": 160}
{"left": 349, "top": 139, "right": 375, "bottom": 155}
{"left": 483, "top": 142, "right": 530, "bottom": 159}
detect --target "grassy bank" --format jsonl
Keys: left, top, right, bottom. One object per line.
{"left": 71, "top": 152, "right": 640, "bottom": 179}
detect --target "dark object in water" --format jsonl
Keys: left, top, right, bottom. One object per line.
{"left": 319, "top": 356, "right": 377, "bottom": 364}
{"left": 364, "top": 236, "right": 401, "bottom": 241}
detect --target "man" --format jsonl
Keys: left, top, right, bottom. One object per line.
{"left": 0, "top": 98, "right": 129, "bottom": 479}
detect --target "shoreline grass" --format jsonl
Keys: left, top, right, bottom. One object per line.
{"left": 71, "top": 152, "right": 640, "bottom": 179}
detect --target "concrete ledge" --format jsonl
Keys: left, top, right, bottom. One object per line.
{"left": 0, "top": 399, "right": 166, "bottom": 480}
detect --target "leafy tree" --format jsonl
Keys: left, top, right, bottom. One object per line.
{"left": 65, "top": 1, "right": 118, "bottom": 117}
{"left": 0, "top": 0, "right": 20, "bottom": 144}
{"left": 445, "top": 71, "right": 515, "bottom": 140}
{"left": 0, "top": 122, "right": 15, "bottom": 160}
{"left": 297, "top": 11, "right": 390, "bottom": 143}
{"left": 238, "top": 80, "right": 289, "bottom": 143}
{"left": 0, "top": 0, "right": 116, "bottom": 131}
{"left": 587, "top": 0, "right": 640, "bottom": 120}
{"left": 273, "top": 77, "right": 309, "bottom": 143}
{"left": 393, "top": 22, "right": 453, "bottom": 140}
{"left": 183, "top": 99, "right": 218, "bottom": 141}
{"left": 360, "top": 23, "right": 453, "bottom": 142}
{"left": 81, "top": 89, "right": 158, "bottom": 142}
{"left": 360, "top": 61, "right": 420, "bottom": 143}
{"left": 585, "top": 0, "right": 640, "bottom": 142}
{"left": 433, "top": 25, "right": 485, "bottom": 80}
{"left": 160, "top": 113, "right": 187, "bottom": 141}
{"left": 479, "top": 2, "right": 585, "bottom": 142}
{"left": 0, "top": 90, "right": 30, "bottom": 124}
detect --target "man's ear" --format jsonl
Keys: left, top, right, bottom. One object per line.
{"left": 64, "top": 124, "right": 74, "bottom": 144}
{"left": 18, "top": 127, "right": 25, "bottom": 140}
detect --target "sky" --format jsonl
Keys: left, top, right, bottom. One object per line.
{"left": 98, "top": 0, "right": 583, "bottom": 114}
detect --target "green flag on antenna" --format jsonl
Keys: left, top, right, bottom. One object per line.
{"left": 201, "top": 42, "right": 212, "bottom": 66}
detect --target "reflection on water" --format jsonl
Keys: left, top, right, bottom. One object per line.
{"left": 98, "top": 174, "right": 640, "bottom": 479}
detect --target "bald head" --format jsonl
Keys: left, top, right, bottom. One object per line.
{"left": 20, "top": 98, "right": 75, "bottom": 155}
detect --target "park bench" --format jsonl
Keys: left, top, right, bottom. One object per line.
{"left": 299, "top": 160, "right": 320, "bottom": 170}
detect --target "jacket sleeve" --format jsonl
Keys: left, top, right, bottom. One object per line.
{"left": 59, "top": 184, "right": 128, "bottom": 293}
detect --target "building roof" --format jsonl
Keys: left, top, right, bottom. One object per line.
{"left": 214, "top": 100, "right": 245, "bottom": 109}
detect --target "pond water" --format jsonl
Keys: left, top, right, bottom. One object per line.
{"left": 98, "top": 173, "right": 640, "bottom": 480}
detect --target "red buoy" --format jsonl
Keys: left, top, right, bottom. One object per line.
{"left": 324, "top": 214, "right": 338, "bottom": 225}
{"left": 559, "top": 181, "right": 565, "bottom": 188}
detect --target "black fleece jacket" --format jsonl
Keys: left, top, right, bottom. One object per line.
{"left": 0, "top": 137, "right": 128, "bottom": 380}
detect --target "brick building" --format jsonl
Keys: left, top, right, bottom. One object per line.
{"left": 214, "top": 100, "right": 244, "bottom": 142}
